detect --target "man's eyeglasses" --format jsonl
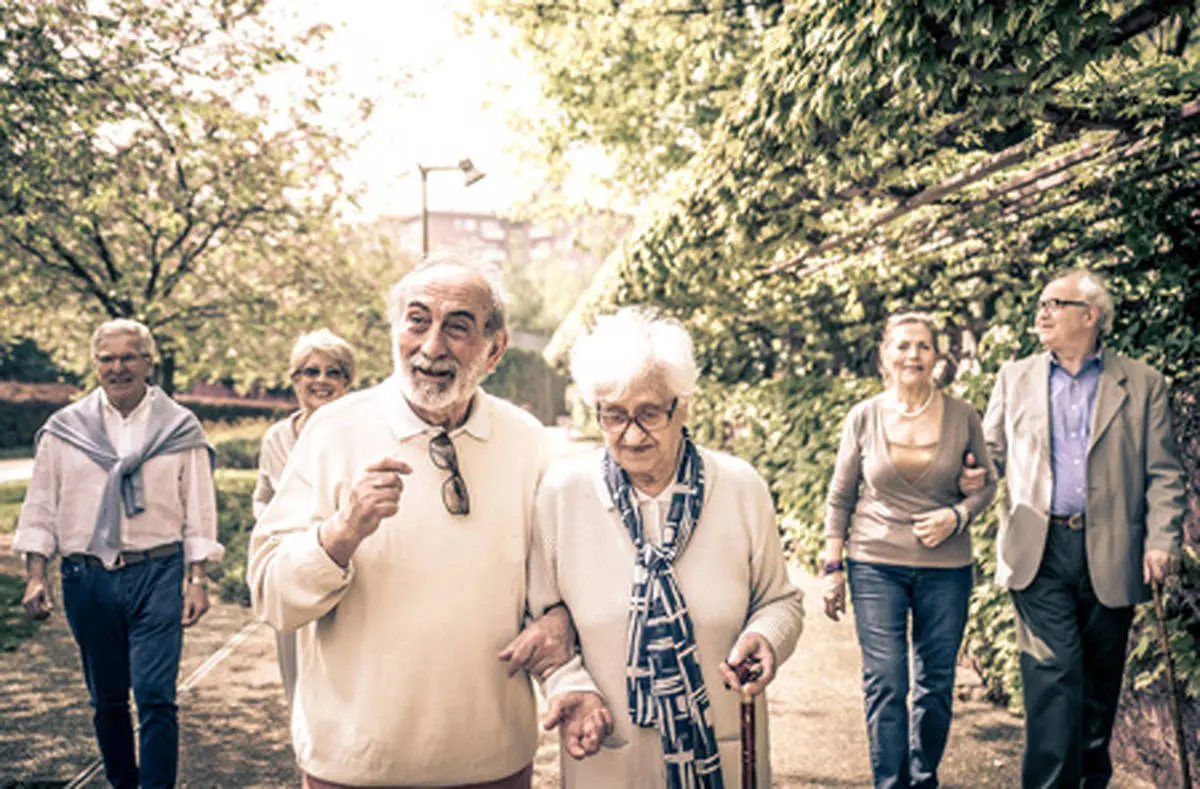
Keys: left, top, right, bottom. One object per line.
{"left": 429, "top": 431, "right": 470, "bottom": 516}
{"left": 596, "top": 398, "right": 678, "bottom": 437}
{"left": 295, "top": 366, "right": 347, "bottom": 381}
{"left": 95, "top": 353, "right": 150, "bottom": 367}
{"left": 1036, "top": 297, "right": 1090, "bottom": 313}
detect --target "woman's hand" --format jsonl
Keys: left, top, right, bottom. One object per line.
{"left": 912, "top": 507, "right": 959, "bottom": 548}
{"left": 719, "top": 632, "right": 777, "bottom": 697}
{"left": 823, "top": 571, "right": 847, "bottom": 621}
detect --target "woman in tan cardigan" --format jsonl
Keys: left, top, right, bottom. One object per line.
{"left": 534, "top": 307, "right": 804, "bottom": 788}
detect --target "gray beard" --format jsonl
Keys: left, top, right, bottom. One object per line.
{"left": 397, "top": 354, "right": 489, "bottom": 415}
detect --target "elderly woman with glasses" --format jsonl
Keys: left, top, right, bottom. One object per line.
{"left": 253, "top": 328, "right": 356, "bottom": 705}
{"left": 533, "top": 307, "right": 804, "bottom": 788}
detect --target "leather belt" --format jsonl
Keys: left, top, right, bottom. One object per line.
{"left": 65, "top": 542, "right": 182, "bottom": 569}
{"left": 1049, "top": 513, "right": 1086, "bottom": 531}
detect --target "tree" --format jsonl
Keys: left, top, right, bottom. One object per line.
{"left": 0, "top": 0, "right": 374, "bottom": 392}
{"left": 467, "top": 0, "right": 787, "bottom": 198}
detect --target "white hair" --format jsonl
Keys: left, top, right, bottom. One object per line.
{"left": 386, "top": 254, "right": 508, "bottom": 339}
{"left": 1059, "top": 269, "right": 1115, "bottom": 336}
{"left": 570, "top": 307, "right": 699, "bottom": 405}
{"left": 91, "top": 319, "right": 157, "bottom": 361}
{"left": 289, "top": 328, "right": 356, "bottom": 381}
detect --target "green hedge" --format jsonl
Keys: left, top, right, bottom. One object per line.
{"left": 0, "top": 396, "right": 290, "bottom": 451}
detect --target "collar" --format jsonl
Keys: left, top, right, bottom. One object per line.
{"left": 98, "top": 386, "right": 154, "bottom": 423}
{"left": 1050, "top": 346, "right": 1104, "bottom": 374}
{"left": 382, "top": 374, "right": 492, "bottom": 442}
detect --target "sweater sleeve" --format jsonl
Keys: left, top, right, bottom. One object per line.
{"left": 741, "top": 469, "right": 805, "bottom": 667}
{"left": 530, "top": 470, "right": 603, "bottom": 700}
{"left": 824, "top": 403, "right": 865, "bottom": 540}
{"left": 246, "top": 422, "right": 355, "bottom": 632}
{"left": 959, "top": 404, "right": 998, "bottom": 521}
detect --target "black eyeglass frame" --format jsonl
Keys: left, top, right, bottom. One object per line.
{"left": 428, "top": 431, "right": 470, "bottom": 516}
{"left": 595, "top": 397, "right": 679, "bottom": 439}
{"left": 1036, "top": 297, "right": 1091, "bottom": 312}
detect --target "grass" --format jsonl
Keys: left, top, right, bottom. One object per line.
{"left": 0, "top": 572, "right": 42, "bottom": 651}
{"left": 0, "top": 480, "right": 25, "bottom": 535}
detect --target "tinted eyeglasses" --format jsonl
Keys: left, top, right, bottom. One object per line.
{"left": 295, "top": 366, "right": 347, "bottom": 381}
{"left": 429, "top": 431, "right": 470, "bottom": 516}
{"left": 1036, "top": 297, "right": 1090, "bottom": 313}
{"left": 596, "top": 398, "right": 678, "bottom": 437}
{"left": 96, "top": 353, "right": 150, "bottom": 367}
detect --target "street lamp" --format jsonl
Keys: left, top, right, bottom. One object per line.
{"left": 418, "top": 158, "right": 486, "bottom": 258}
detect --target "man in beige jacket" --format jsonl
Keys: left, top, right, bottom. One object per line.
{"left": 976, "top": 269, "right": 1185, "bottom": 788}
{"left": 248, "top": 259, "right": 603, "bottom": 788}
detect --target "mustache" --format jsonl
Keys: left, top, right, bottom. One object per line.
{"left": 409, "top": 356, "right": 458, "bottom": 375}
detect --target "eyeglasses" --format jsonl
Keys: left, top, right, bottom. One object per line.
{"left": 429, "top": 431, "right": 470, "bottom": 516}
{"left": 596, "top": 398, "right": 678, "bottom": 437}
{"left": 95, "top": 353, "right": 150, "bottom": 367}
{"left": 1036, "top": 297, "right": 1090, "bottom": 313}
{"left": 295, "top": 366, "right": 347, "bottom": 381}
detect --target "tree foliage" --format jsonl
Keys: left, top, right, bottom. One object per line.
{"left": 0, "top": 0, "right": 392, "bottom": 392}
{"left": 468, "top": 0, "right": 788, "bottom": 196}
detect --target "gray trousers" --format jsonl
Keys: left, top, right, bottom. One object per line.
{"left": 1011, "top": 523, "right": 1134, "bottom": 789}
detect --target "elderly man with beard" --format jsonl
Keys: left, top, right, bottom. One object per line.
{"left": 248, "top": 259, "right": 601, "bottom": 789}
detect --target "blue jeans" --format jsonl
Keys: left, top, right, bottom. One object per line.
{"left": 848, "top": 560, "right": 973, "bottom": 789}
{"left": 61, "top": 551, "right": 184, "bottom": 789}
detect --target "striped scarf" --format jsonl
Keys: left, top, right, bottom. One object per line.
{"left": 603, "top": 433, "right": 725, "bottom": 789}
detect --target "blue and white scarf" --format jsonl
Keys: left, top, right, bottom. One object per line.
{"left": 603, "top": 432, "right": 724, "bottom": 789}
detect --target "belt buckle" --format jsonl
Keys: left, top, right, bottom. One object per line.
{"left": 1067, "top": 513, "right": 1084, "bottom": 531}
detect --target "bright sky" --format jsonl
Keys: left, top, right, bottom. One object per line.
{"left": 266, "top": 0, "right": 552, "bottom": 222}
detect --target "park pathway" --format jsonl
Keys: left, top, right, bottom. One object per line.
{"left": 0, "top": 430, "right": 1155, "bottom": 787}
{"left": 0, "top": 558, "right": 1156, "bottom": 789}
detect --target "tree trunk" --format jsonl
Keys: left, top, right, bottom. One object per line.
{"left": 159, "top": 347, "right": 176, "bottom": 396}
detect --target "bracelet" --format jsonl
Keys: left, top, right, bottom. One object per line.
{"left": 952, "top": 507, "right": 963, "bottom": 533}
{"left": 822, "top": 559, "right": 845, "bottom": 576}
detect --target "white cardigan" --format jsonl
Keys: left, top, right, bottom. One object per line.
{"left": 535, "top": 446, "right": 805, "bottom": 789}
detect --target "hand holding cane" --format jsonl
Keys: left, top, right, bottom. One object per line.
{"left": 735, "top": 658, "right": 762, "bottom": 789}
{"left": 1151, "top": 579, "right": 1193, "bottom": 789}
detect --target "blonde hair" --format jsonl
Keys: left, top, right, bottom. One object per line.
{"left": 289, "top": 329, "right": 356, "bottom": 382}
{"left": 878, "top": 312, "right": 941, "bottom": 385}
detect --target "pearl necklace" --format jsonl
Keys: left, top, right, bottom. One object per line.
{"left": 896, "top": 388, "right": 936, "bottom": 419}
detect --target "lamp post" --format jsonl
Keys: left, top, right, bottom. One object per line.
{"left": 418, "top": 158, "right": 486, "bottom": 258}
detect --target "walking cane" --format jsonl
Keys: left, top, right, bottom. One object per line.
{"left": 736, "top": 660, "right": 761, "bottom": 789}
{"left": 1151, "top": 579, "right": 1193, "bottom": 789}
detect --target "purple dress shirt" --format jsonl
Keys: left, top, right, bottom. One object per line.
{"left": 1049, "top": 349, "right": 1103, "bottom": 516}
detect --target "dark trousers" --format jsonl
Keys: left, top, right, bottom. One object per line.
{"left": 1011, "top": 524, "right": 1134, "bottom": 789}
{"left": 61, "top": 551, "right": 185, "bottom": 789}
{"left": 848, "top": 560, "right": 974, "bottom": 789}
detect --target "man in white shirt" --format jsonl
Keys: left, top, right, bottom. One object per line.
{"left": 14, "top": 319, "right": 222, "bottom": 789}
{"left": 249, "top": 259, "right": 604, "bottom": 789}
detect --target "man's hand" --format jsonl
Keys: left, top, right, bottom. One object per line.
{"left": 22, "top": 576, "right": 54, "bottom": 620}
{"left": 542, "top": 691, "right": 612, "bottom": 759}
{"left": 181, "top": 582, "right": 209, "bottom": 627}
{"left": 1144, "top": 549, "right": 1180, "bottom": 585}
{"left": 823, "top": 571, "right": 847, "bottom": 622}
{"left": 498, "top": 604, "right": 576, "bottom": 678}
{"left": 321, "top": 457, "right": 413, "bottom": 567}
{"left": 958, "top": 453, "right": 987, "bottom": 495}
{"left": 912, "top": 507, "right": 959, "bottom": 548}
{"left": 719, "top": 632, "right": 777, "bottom": 697}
